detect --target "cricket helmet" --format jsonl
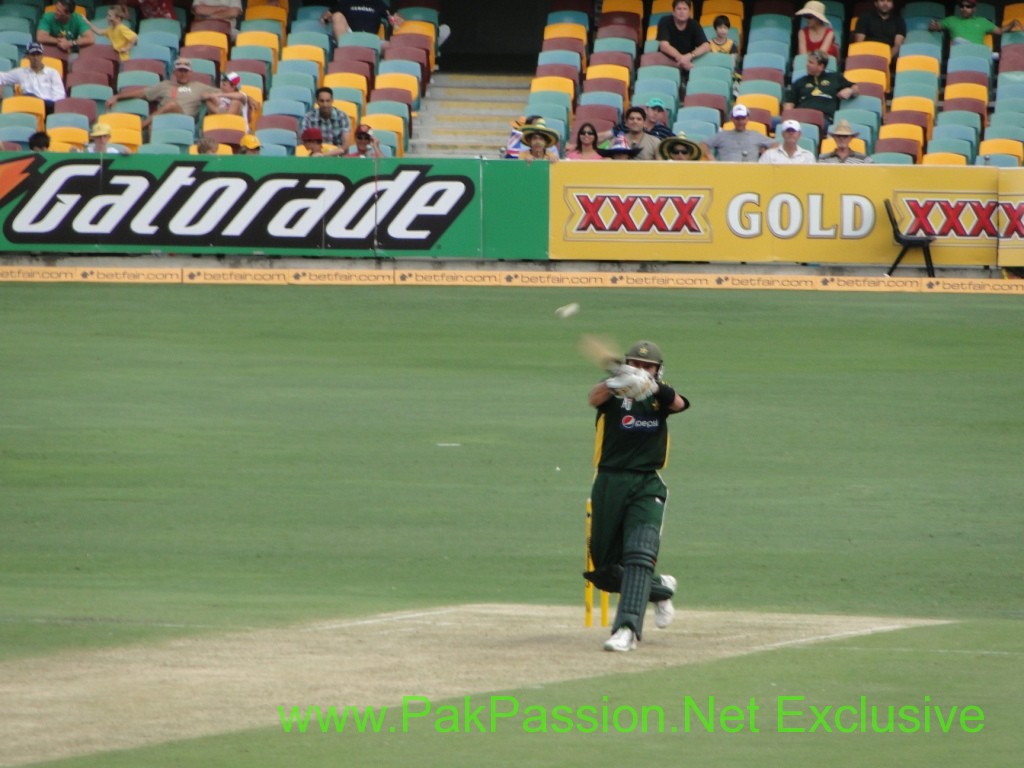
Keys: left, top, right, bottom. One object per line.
{"left": 625, "top": 340, "right": 664, "bottom": 380}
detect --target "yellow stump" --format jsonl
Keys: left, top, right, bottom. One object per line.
{"left": 585, "top": 499, "right": 610, "bottom": 627}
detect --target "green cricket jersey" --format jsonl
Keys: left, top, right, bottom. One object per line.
{"left": 593, "top": 390, "right": 679, "bottom": 472}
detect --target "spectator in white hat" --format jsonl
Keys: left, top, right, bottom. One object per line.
{"left": 702, "top": 103, "right": 774, "bottom": 162}
{"left": 759, "top": 120, "right": 816, "bottom": 164}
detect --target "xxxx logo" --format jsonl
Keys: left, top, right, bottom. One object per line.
{"left": 897, "top": 197, "right": 1024, "bottom": 239}
{"left": 566, "top": 189, "right": 710, "bottom": 240}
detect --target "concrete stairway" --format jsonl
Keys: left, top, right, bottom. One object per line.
{"left": 409, "top": 72, "right": 532, "bottom": 158}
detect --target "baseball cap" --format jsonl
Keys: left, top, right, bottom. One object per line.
{"left": 781, "top": 119, "right": 802, "bottom": 133}
{"left": 89, "top": 122, "right": 112, "bottom": 138}
{"left": 731, "top": 104, "right": 749, "bottom": 118}
{"left": 222, "top": 71, "right": 241, "bottom": 88}
{"left": 301, "top": 127, "right": 323, "bottom": 142}
{"left": 646, "top": 97, "right": 667, "bottom": 111}
{"left": 240, "top": 134, "right": 261, "bottom": 150}
{"left": 355, "top": 123, "right": 373, "bottom": 136}
{"left": 173, "top": 57, "right": 192, "bottom": 71}
{"left": 26, "top": 42, "right": 44, "bottom": 55}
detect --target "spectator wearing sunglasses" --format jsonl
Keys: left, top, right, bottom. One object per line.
{"left": 344, "top": 124, "right": 386, "bottom": 158}
{"left": 657, "top": 132, "right": 703, "bottom": 161}
{"left": 929, "top": 0, "right": 1021, "bottom": 46}
{"left": 565, "top": 123, "right": 605, "bottom": 160}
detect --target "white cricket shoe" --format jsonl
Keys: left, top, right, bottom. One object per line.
{"left": 654, "top": 574, "right": 677, "bottom": 629}
{"left": 603, "top": 626, "right": 637, "bottom": 652}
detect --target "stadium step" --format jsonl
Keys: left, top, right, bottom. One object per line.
{"left": 411, "top": 72, "right": 532, "bottom": 158}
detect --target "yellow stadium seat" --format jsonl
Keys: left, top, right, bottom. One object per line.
{"left": 845, "top": 67, "right": 888, "bottom": 91}
{"left": 890, "top": 95, "right": 935, "bottom": 140}
{"left": 820, "top": 136, "right": 868, "bottom": 154}
{"left": 335, "top": 100, "right": 358, "bottom": 130}
{"left": 394, "top": 20, "right": 437, "bottom": 43}
{"left": 943, "top": 82, "right": 989, "bottom": 104}
{"left": 235, "top": 31, "right": 281, "bottom": 69}
{"left": 47, "top": 125, "right": 88, "bottom": 150}
{"left": 323, "top": 72, "right": 368, "bottom": 105}
{"left": 1, "top": 95, "right": 46, "bottom": 130}
{"left": 585, "top": 63, "right": 631, "bottom": 87}
{"left": 374, "top": 71, "right": 420, "bottom": 109}
{"left": 723, "top": 119, "right": 767, "bottom": 135}
{"left": 848, "top": 41, "right": 891, "bottom": 61}
{"left": 879, "top": 123, "right": 923, "bottom": 160}
{"left": 895, "top": 55, "right": 941, "bottom": 76}
{"left": 602, "top": 0, "right": 645, "bottom": 13}
{"left": 362, "top": 113, "right": 405, "bottom": 156}
{"left": 101, "top": 112, "right": 143, "bottom": 134}
{"left": 979, "top": 138, "right": 1024, "bottom": 164}
{"left": 189, "top": 142, "right": 235, "bottom": 155}
{"left": 185, "top": 31, "right": 230, "bottom": 69}
{"left": 109, "top": 127, "right": 143, "bottom": 152}
{"left": 241, "top": 84, "right": 263, "bottom": 130}
{"left": 203, "top": 113, "right": 249, "bottom": 134}
{"left": 543, "top": 22, "right": 588, "bottom": 46}
{"left": 530, "top": 74, "right": 576, "bottom": 102}
{"left": 244, "top": 6, "right": 288, "bottom": 39}
{"left": 281, "top": 44, "right": 325, "bottom": 81}
{"left": 922, "top": 152, "right": 967, "bottom": 165}
{"left": 736, "top": 92, "right": 780, "bottom": 117}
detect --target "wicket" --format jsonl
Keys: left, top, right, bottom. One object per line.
{"left": 584, "top": 499, "right": 610, "bottom": 627}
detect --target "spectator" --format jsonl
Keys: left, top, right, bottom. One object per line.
{"left": 344, "top": 123, "right": 386, "bottom": 157}
{"left": 300, "top": 127, "right": 335, "bottom": 156}
{"left": 596, "top": 133, "right": 642, "bottom": 160}
{"left": 0, "top": 42, "right": 65, "bottom": 113}
{"left": 701, "top": 104, "right": 773, "bottom": 162}
{"left": 238, "top": 134, "right": 261, "bottom": 154}
{"left": 195, "top": 137, "right": 220, "bottom": 154}
{"left": 106, "top": 57, "right": 218, "bottom": 130}
{"left": 85, "top": 4, "right": 137, "bottom": 61}
{"left": 321, "top": 1, "right": 403, "bottom": 40}
{"left": 796, "top": 1, "right": 838, "bottom": 59}
{"left": 640, "top": 97, "right": 675, "bottom": 140}
{"left": 818, "top": 119, "right": 873, "bottom": 164}
{"left": 759, "top": 120, "right": 816, "bottom": 164}
{"left": 302, "top": 87, "right": 352, "bottom": 150}
{"left": 930, "top": 0, "right": 1021, "bottom": 45}
{"left": 657, "top": 0, "right": 710, "bottom": 84}
{"left": 28, "top": 131, "right": 50, "bottom": 152}
{"left": 783, "top": 50, "right": 857, "bottom": 124}
{"left": 658, "top": 131, "right": 704, "bottom": 161}
{"left": 599, "top": 107, "right": 660, "bottom": 160}
{"left": 708, "top": 15, "right": 736, "bottom": 56}
{"left": 85, "top": 123, "right": 120, "bottom": 153}
{"left": 205, "top": 72, "right": 255, "bottom": 120}
{"left": 37, "top": 0, "right": 95, "bottom": 52}
{"left": 853, "top": 0, "right": 906, "bottom": 59}
{"left": 138, "top": 0, "right": 175, "bottom": 20}
{"left": 565, "top": 122, "right": 605, "bottom": 160}
{"left": 191, "top": 0, "right": 242, "bottom": 25}
{"left": 519, "top": 120, "right": 560, "bottom": 163}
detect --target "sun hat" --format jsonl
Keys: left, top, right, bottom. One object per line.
{"left": 796, "top": 0, "right": 830, "bottom": 25}
{"left": 828, "top": 118, "right": 859, "bottom": 137}
{"left": 657, "top": 131, "right": 704, "bottom": 160}
{"left": 520, "top": 119, "right": 560, "bottom": 149}
{"left": 596, "top": 133, "right": 642, "bottom": 158}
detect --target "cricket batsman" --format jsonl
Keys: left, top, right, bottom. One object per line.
{"left": 584, "top": 341, "right": 689, "bottom": 652}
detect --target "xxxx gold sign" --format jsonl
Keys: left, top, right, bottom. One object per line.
{"left": 562, "top": 186, "right": 712, "bottom": 242}
{"left": 890, "top": 193, "right": 1022, "bottom": 241}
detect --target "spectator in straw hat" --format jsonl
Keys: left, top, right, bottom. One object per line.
{"left": 796, "top": 1, "right": 838, "bottom": 59}
{"left": 759, "top": 120, "right": 816, "bottom": 164}
{"left": 702, "top": 103, "right": 774, "bottom": 162}
{"left": 658, "top": 132, "right": 704, "bottom": 161}
{"left": 520, "top": 119, "right": 561, "bottom": 163}
{"left": 818, "top": 119, "right": 873, "bottom": 164}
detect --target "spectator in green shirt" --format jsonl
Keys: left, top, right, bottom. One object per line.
{"left": 929, "top": 0, "right": 1021, "bottom": 46}
{"left": 37, "top": 0, "right": 95, "bottom": 53}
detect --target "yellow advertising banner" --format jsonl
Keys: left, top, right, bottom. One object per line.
{"left": 997, "top": 167, "right": 1024, "bottom": 267}
{"left": 550, "top": 163, "right": 1000, "bottom": 267}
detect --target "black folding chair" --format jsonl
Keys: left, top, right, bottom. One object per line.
{"left": 884, "top": 199, "right": 936, "bottom": 277}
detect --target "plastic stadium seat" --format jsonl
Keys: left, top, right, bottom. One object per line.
{"left": 363, "top": 113, "right": 406, "bottom": 155}
{"left": 324, "top": 72, "right": 369, "bottom": 104}
{"left": 235, "top": 31, "right": 280, "bottom": 68}
{"left": 47, "top": 125, "right": 88, "bottom": 150}
{"left": 978, "top": 138, "right": 1024, "bottom": 164}
{"left": 1, "top": 95, "right": 44, "bottom": 130}
{"left": 109, "top": 127, "right": 143, "bottom": 152}
{"left": 873, "top": 137, "right": 921, "bottom": 162}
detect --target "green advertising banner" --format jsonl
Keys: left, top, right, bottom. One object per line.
{"left": 0, "top": 153, "right": 524, "bottom": 259}
{"left": 481, "top": 158, "right": 549, "bottom": 261}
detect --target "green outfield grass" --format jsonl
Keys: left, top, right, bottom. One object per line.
{"left": 1, "top": 284, "right": 1022, "bottom": 767}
